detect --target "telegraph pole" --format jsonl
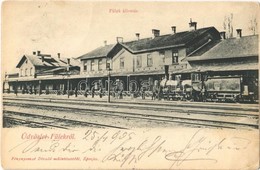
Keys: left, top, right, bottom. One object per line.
{"left": 39, "top": 80, "right": 41, "bottom": 96}
{"left": 107, "top": 62, "right": 111, "bottom": 103}
{"left": 108, "top": 70, "right": 110, "bottom": 103}
{"left": 67, "top": 66, "right": 70, "bottom": 99}
{"left": 15, "top": 80, "right": 18, "bottom": 96}
{"left": 67, "top": 78, "right": 70, "bottom": 98}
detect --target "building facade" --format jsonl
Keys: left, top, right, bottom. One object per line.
{"left": 5, "top": 51, "right": 80, "bottom": 95}
{"left": 4, "top": 21, "right": 259, "bottom": 102}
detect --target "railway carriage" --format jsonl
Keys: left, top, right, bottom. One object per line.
{"left": 190, "top": 72, "right": 258, "bottom": 103}
{"left": 204, "top": 76, "right": 257, "bottom": 102}
{"left": 158, "top": 71, "right": 258, "bottom": 103}
{"left": 204, "top": 76, "right": 241, "bottom": 102}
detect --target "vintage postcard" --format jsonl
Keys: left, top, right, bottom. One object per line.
{"left": 1, "top": 1, "right": 259, "bottom": 169}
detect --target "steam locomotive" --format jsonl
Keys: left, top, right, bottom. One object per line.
{"left": 77, "top": 70, "right": 257, "bottom": 103}
{"left": 160, "top": 72, "right": 258, "bottom": 103}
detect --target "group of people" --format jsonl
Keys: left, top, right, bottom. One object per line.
{"left": 83, "top": 86, "right": 123, "bottom": 99}
{"left": 10, "top": 77, "right": 200, "bottom": 101}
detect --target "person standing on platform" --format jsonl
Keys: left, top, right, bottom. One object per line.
{"left": 84, "top": 89, "right": 88, "bottom": 98}
{"left": 91, "top": 87, "right": 95, "bottom": 98}
{"left": 99, "top": 87, "right": 103, "bottom": 98}
{"left": 14, "top": 86, "right": 18, "bottom": 96}
{"left": 141, "top": 88, "right": 145, "bottom": 99}
{"left": 74, "top": 87, "right": 78, "bottom": 97}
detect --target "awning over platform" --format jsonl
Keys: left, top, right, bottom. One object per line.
{"left": 170, "top": 62, "right": 258, "bottom": 74}
{"left": 111, "top": 69, "right": 165, "bottom": 77}
{"left": 5, "top": 62, "right": 258, "bottom": 83}
{"left": 195, "top": 62, "right": 258, "bottom": 72}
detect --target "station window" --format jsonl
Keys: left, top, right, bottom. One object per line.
{"left": 98, "top": 59, "right": 103, "bottom": 70}
{"left": 136, "top": 55, "right": 142, "bottom": 68}
{"left": 147, "top": 54, "right": 153, "bottom": 67}
{"left": 172, "top": 50, "right": 179, "bottom": 64}
{"left": 191, "top": 73, "right": 201, "bottom": 82}
{"left": 30, "top": 68, "right": 33, "bottom": 76}
{"left": 20, "top": 69, "right": 23, "bottom": 77}
{"left": 120, "top": 57, "right": 124, "bottom": 69}
{"left": 83, "top": 61, "right": 88, "bottom": 71}
{"left": 91, "top": 60, "right": 95, "bottom": 71}
{"left": 25, "top": 68, "right": 28, "bottom": 76}
{"left": 84, "top": 65, "right": 87, "bottom": 71}
{"left": 106, "top": 62, "right": 111, "bottom": 70}
{"left": 159, "top": 51, "right": 165, "bottom": 63}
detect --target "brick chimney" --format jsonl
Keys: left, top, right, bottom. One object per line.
{"left": 37, "top": 51, "right": 41, "bottom": 56}
{"left": 33, "top": 51, "right": 36, "bottom": 55}
{"left": 220, "top": 31, "right": 226, "bottom": 40}
{"left": 189, "top": 19, "right": 197, "bottom": 31}
{"left": 135, "top": 33, "right": 140, "bottom": 40}
{"left": 104, "top": 40, "right": 107, "bottom": 46}
{"left": 116, "top": 37, "right": 123, "bottom": 43}
{"left": 67, "top": 58, "right": 71, "bottom": 65}
{"left": 41, "top": 56, "right": 44, "bottom": 62}
{"left": 236, "top": 29, "right": 242, "bottom": 38}
{"left": 152, "top": 29, "right": 160, "bottom": 38}
{"left": 171, "top": 26, "right": 176, "bottom": 34}
{"left": 57, "top": 53, "right": 61, "bottom": 59}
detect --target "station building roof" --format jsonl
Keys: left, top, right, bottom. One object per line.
{"left": 187, "top": 35, "right": 259, "bottom": 61}
{"left": 121, "top": 27, "right": 220, "bottom": 53}
{"left": 77, "top": 27, "right": 220, "bottom": 60}
{"left": 77, "top": 44, "right": 116, "bottom": 60}
{"left": 77, "top": 43, "right": 123, "bottom": 60}
{"left": 16, "top": 54, "right": 80, "bottom": 68}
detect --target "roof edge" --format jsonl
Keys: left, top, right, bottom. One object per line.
{"left": 120, "top": 43, "right": 186, "bottom": 54}
{"left": 187, "top": 54, "right": 258, "bottom": 62}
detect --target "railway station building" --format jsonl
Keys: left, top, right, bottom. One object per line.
{"left": 3, "top": 20, "right": 259, "bottom": 101}
{"left": 4, "top": 51, "right": 80, "bottom": 95}
{"left": 76, "top": 21, "right": 221, "bottom": 95}
{"left": 186, "top": 31, "right": 258, "bottom": 101}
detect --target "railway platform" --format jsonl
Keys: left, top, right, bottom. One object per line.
{"left": 2, "top": 93, "right": 259, "bottom": 107}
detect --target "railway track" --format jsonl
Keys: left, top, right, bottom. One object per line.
{"left": 4, "top": 96, "right": 258, "bottom": 112}
{"left": 4, "top": 111, "right": 127, "bottom": 129}
{"left": 4, "top": 106, "right": 258, "bottom": 129}
{"left": 3, "top": 97, "right": 259, "bottom": 129}
{"left": 3, "top": 97, "right": 258, "bottom": 118}
{"left": 3, "top": 116, "right": 69, "bottom": 129}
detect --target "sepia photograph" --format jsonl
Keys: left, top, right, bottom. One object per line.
{"left": 1, "top": 1, "right": 259, "bottom": 169}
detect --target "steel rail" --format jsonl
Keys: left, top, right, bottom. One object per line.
{"left": 3, "top": 99, "right": 258, "bottom": 119}
{"left": 4, "top": 111, "right": 127, "bottom": 130}
{"left": 3, "top": 102, "right": 258, "bottom": 129}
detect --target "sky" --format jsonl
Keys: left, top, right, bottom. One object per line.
{"left": 1, "top": 1, "right": 259, "bottom": 75}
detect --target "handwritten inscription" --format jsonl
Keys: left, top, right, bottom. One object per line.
{"left": 8, "top": 129, "right": 252, "bottom": 169}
